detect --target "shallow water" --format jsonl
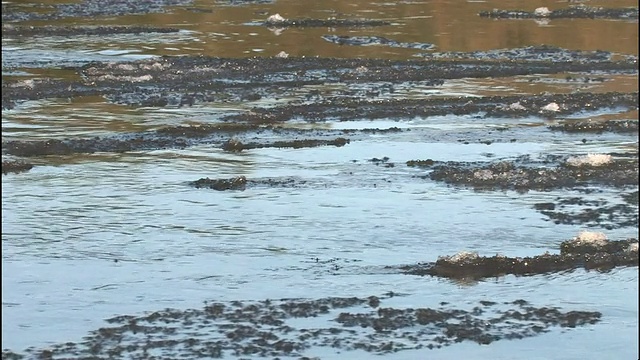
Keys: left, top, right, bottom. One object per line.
{"left": 1, "top": 0, "right": 638, "bottom": 358}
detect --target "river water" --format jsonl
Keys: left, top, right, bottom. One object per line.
{"left": 2, "top": 0, "right": 638, "bottom": 359}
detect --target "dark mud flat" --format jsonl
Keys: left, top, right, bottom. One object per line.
{"left": 479, "top": 6, "right": 639, "bottom": 20}
{"left": 399, "top": 236, "right": 638, "bottom": 280}
{"left": 1, "top": 295, "right": 602, "bottom": 359}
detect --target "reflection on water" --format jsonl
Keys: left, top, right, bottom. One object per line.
{"left": 1, "top": 0, "right": 638, "bottom": 357}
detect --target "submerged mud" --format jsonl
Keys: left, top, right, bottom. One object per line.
{"left": 322, "top": 35, "right": 435, "bottom": 50}
{"left": 1, "top": 0, "right": 193, "bottom": 22}
{"left": 534, "top": 192, "right": 639, "bottom": 229}
{"left": 1, "top": 295, "right": 602, "bottom": 359}
{"left": 417, "top": 45, "right": 637, "bottom": 63}
{"left": 479, "top": 6, "right": 639, "bottom": 20}
{"left": 1, "top": 25, "right": 181, "bottom": 38}
{"left": 400, "top": 237, "right": 638, "bottom": 280}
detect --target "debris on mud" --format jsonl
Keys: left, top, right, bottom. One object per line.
{"left": 479, "top": 6, "right": 639, "bottom": 20}
{"left": 2, "top": 160, "right": 33, "bottom": 175}
{"left": 322, "top": 35, "right": 435, "bottom": 50}
{"left": 400, "top": 236, "right": 638, "bottom": 279}
{"left": 263, "top": 13, "right": 390, "bottom": 27}
{"left": 1, "top": 295, "right": 603, "bottom": 358}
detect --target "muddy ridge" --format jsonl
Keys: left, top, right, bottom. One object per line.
{"left": 191, "top": 176, "right": 317, "bottom": 191}
{"left": 1, "top": 295, "right": 602, "bottom": 359}
{"left": 410, "top": 156, "right": 638, "bottom": 190}
{"left": 222, "top": 91, "right": 639, "bottom": 123}
{"left": 263, "top": 14, "right": 390, "bottom": 28}
{"left": 322, "top": 35, "right": 435, "bottom": 50}
{"left": 417, "top": 45, "right": 637, "bottom": 62}
{"left": 1, "top": 160, "right": 33, "bottom": 175}
{"left": 548, "top": 119, "right": 638, "bottom": 133}
{"left": 479, "top": 6, "right": 639, "bottom": 20}
{"left": 0, "top": 123, "right": 399, "bottom": 159}
{"left": 400, "top": 237, "right": 638, "bottom": 280}
{"left": 3, "top": 54, "right": 637, "bottom": 109}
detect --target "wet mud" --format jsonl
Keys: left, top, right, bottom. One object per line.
{"left": 479, "top": 6, "right": 639, "bottom": 20}
{"left": 1, "top": 295, "right": 602, "bottom": 359}
{"left": 2, "top": 2, "right": 638, "bottom": 357}
{"left": 399, "top": 236, "right": 638, "bottom": 280}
